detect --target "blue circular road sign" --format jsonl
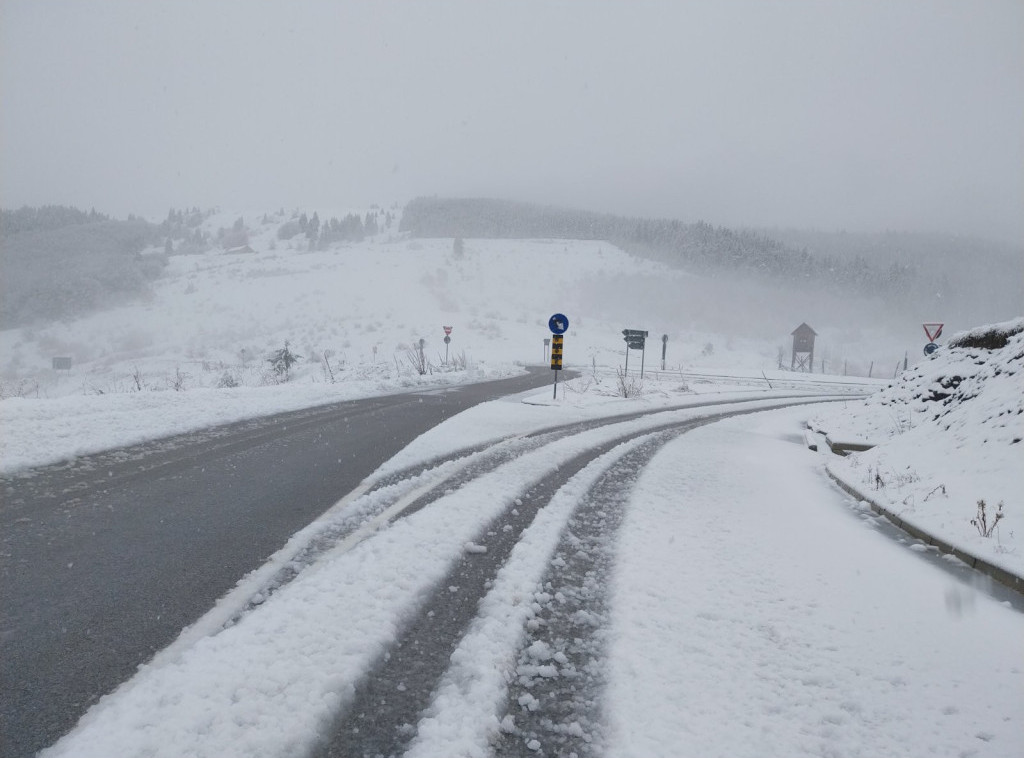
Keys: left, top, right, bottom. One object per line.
{"left": 548, "top": 313, "right": 569, "bottom": 335}
{"left": 923, "top": 342, "right": 939, "bottom": 356}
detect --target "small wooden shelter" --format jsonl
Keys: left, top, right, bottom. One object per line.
{"left": 791, "top": 323, "right": 817, "bottom": 372}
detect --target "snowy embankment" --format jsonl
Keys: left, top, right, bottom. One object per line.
{"left": 810, "top": 317, "right": 1024, "bottom": 583}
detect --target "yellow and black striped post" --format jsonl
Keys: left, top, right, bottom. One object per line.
{"left": 550, "top": 334, "right": 564, "bottom": 398}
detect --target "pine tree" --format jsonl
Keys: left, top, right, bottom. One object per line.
{"left": 267, "top": 341, "right": 301, "bottom": 379}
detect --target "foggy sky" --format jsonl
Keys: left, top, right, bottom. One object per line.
{"left": 2, "top": 0, "right": 1022, "bottom": 243}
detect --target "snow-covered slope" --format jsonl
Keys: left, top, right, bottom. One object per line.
{"left": 1, "top": 209, "right": 924, "bottom": 401}
{"left": 811, "top": 317, "right": 1024, "bottom": 579}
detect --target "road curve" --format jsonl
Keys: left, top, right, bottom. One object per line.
{"left": 0, "top": 369, "right": 554, "bottom": 758}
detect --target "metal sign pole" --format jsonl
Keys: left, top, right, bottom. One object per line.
{"left": 640, "top": 343, "right": 646, "bottom": 379}
{"left": 553, "top": 369, "right": 558, "bottom": 399}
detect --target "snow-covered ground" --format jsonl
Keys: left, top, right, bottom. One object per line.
{"left": 3, "top": 212, "right": 1022, "bottom": 756}
{"left": 36, "top": 394, "right": 1024, "bottom": 758}
{"left": 1, "top": 208, "right": 925, "bottom": 405}
{"left": 811, "top": 317, "right": 1024, "bottom": 582}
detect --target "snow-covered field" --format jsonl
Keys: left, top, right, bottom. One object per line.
{"left": 3, "top": 212, "right": 1022, "bottom": 756}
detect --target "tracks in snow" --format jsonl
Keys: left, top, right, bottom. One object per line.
{"left": 222, "top": 396, "right": 826, "bottom": 631}
{"left": 303, "top": 398, "right": 827, "bottom": 758}
{"left": 52, "top": 394, "right": 846, "bottom": 758}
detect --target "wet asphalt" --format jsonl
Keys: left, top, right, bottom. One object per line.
{"left": 0, "top": 369, "right": 550, "bottom": 758}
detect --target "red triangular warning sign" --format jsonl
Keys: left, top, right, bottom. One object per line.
{"left": 923, "top": 323, "right": 944, "bottom": 341}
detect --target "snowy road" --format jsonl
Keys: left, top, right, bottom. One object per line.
{"left": 1, "top": 370, "right": 556, "bottom": 758}
{"left": 37, "top": 392, "right": 1023, "bottom": 758}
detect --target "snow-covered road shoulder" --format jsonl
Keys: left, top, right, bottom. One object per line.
{"left": 810, "top": 317, "right": 1024, "bottom": 583}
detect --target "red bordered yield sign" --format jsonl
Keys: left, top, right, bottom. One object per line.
{"left": 923, "top": 323, "right": 944, "bottom": 341}
{"left": 443, "top": 325, "right": 453, "bottom": 336}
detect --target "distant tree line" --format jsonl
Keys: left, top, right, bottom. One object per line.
{"left": 1, "top": 205, "right": 166, "bottom": 328}
{"left": 276, "top": 208, "right": 391, "bottom": 249}
{"left": 1, "top": 205, "right": 110, "bottom": 235}
{"left": 159, "top": 207, "right": 216, "bottom": 254}
{"left": 399, "top": 197, "right": 1021, "bottom": 322}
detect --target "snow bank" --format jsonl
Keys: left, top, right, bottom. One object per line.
{"left": 811, "top": 318, "right": 1024, "bottom": 579}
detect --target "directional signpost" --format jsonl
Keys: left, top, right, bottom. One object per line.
{"left": 549, "top": 313, "right": 568, "bottom": 399}
{"left": 622, "top": 329, "right": 649, "bottom": 378}
{"left": 923, "top": 322, "right": 943, "bottom": 357}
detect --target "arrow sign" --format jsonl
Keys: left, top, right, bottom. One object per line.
{"left": 549, "top": 313, "right": 569, "bottom": 335}
{"left": 923, "top": 323, "right": 944, "bottom": 341}
{"left": 623, "top": 329, "right": 648, "bottom": 350}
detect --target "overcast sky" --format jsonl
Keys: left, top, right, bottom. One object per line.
{"left": 2, "top": 0, "right": 1022, "bottom": 243}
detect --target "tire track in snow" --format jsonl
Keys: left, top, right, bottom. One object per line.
{"left": 316, "top": 403, "right": 816, "bottom": 757}
{"left": 218, "top": 396, "right": 827, "bottom": 631}
{"left": 493, "top": 429, "right": 687, "bottom": 758}
{"left": 314, "top": 433, "right": 641, "bottom": 758}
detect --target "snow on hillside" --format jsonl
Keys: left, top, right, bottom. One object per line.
{"left": 1, "top": 208, "right": 896, "bottom": 473}
{"left": 810, "top": 317, "right": 1024, "bottom": 579}
{"left": 2, "top": 209, "right": 920, "bottom": 402}
{"left": 1, "top": 210, "right": 715, "bottom": 395}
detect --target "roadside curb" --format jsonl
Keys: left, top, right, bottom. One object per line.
{"left": 825, "top": 466, "right": 1024, "bottom": 596}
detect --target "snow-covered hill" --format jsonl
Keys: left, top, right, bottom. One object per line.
{"left": 812, "top": 318, "right": 1024, "bottom": 580}
{"left": 1, "top": 208, "right": 923, "bottom": 401}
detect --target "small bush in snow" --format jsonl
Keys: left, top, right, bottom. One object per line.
{"left": 406, "top": 346, "right": 429, "bottom": 376}
{"left": 167, "top": 367, "right": 190, "bottom": 391}
{"left": 615, "top": 367, "right": 643, "bottom": 398}
{"left": 971, "top": 499, "right": 1004, "bottom": 538}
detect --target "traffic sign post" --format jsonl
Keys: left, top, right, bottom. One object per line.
{"left": 442, "top": 326, "right": 453, "bottom": 364}
{"left": 550, "top": 334, "right": 564, "bottom": 398}
{"left": 661, "top": 334, "right": 668, "bottom": 370}
{"left": 550, "top": 335, "right": 564, "bottom": 370}
{"left": 922, "top": 323, "right": 943, "bottom": 358}
{"left": 549, "top": 313, "right": 569, "bottom": 399}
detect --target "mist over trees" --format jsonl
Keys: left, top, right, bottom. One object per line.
{"left": 277, "top": 209, "right": 388, "bottom": 249}
{"left": 400, "top": 197, "right": 1022, "bottom": 326}
{"left": 1, "top": 206, "right": 166, "bottom": 328}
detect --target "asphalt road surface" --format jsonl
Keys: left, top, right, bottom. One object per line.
{"left": 0, "top": 369, "right": 554, "bottom": 758}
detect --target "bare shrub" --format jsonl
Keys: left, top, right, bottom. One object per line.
{"left": 167, "top": 367, "right": 190, "bottom": 391}
{"left": 129, "top": 365, "right": 146, "bottom": 392}
{"left": 971, "top": 499, "right": 1004, "bottom": 538}
{"left": 406, "top": 348, "right": 429, "bottom": 375}
{"left": 615, "top": 367, "right": 643, "bottom": 398}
